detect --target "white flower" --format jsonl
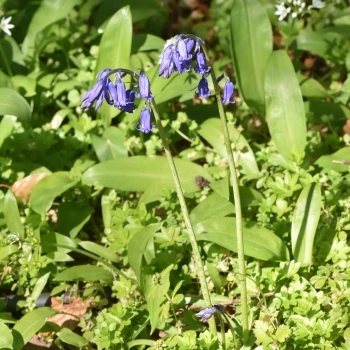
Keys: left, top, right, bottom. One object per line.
{"left": 311, "top": 0, "right": 326, "bottom": 8}
{"left": 0, "top": 16, "right": 14, "bottom": 36}
{"left": 275, "top": 3, "right": 291, "bottom": 21}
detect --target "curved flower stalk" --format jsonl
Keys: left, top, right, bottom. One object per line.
{"left": 158, "top": 35, "right": 249, "bottom": 345}
{"left": 81, "top": 66, "right": 217, "bottom": 337}
{"left": 81, "top": 68, "right": 154, "bottom": 133}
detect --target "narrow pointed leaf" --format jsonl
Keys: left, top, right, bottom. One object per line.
{"left": 195, "top": 217, "right": 290, "bottom": 261}
{"left": 291, "top": 183, "right": 321, "bottom": 264}
{"left": 265, "top": 50, "right": 306, "bottom": 160}
{"left": 82, "top": 156, "right": 211, "bottom": 193}
{"left": 4, "top": 189, "right": 24, "bottom": 239}
{"left": 230, "top": 0, "right": 272, "bottom": 115}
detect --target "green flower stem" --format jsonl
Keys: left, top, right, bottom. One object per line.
{"left": 208, "top": 69, "right": 249, "bottom": 343}
{"left": 0, "top": 39, "right": 12, "bottom": 76}
{"left": 150, "top": 101, "right": 217, "bottom": 337}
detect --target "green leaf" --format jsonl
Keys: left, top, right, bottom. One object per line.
{"left": 0, "top": 88, "right": 31, "bottom": 123}
{"left": 297, "top": 73, "right": 329, "bottom": 98}
{"left": 198, "top": 118, "right": 259, "bottom": 176}
{"left": 0, "top": 115, "right": 15, "bottom": 149}
{"left": 79, "top": 241, "right": 118, "bottom": 263}
{"left": 0, "top": 323, "right": 13, "bottom": 349}
{"left": 315, "top": 147, "right": 350, "bottom": 173}
{"left": 128, "top": 223, "right": 162, "bottom": 283}
{"left": 30, "top": 272, "right": 50, "bottom": 303}
{"left": 91, "top": 126, "right": 128, "bottom": 161}
{"left": 265, "top": 50, "right": 306, "bottom": 161}
{"left": 291, "top": 183, "right": 321, "bottom": 264}
{"left": 41, "top": 232, "right": 77, "bottom": 254}
{"left": 0, "top": 245, "right": 19, "bottom": 262}
{"left": 296, "top": 30, "right": 347, "bottom": 63}
{"left": 94, "top": 6, "right": 132, "bottom": 124}
{"left": 230, "top": 0, "right": 272, "bottom": 115}
{"left": 57, "top": 202, "right": 93, "bottom": 238}
{"left": 4, "top": 189, "right": 24, "bottom": 239}
{"left": 54, "top": 265, "right": 113, "bottom": 284}
{"left": 131, "top": 34, "right": 165, "bottom": 53}
{"left": 127, "top": 339, "right": 156, "bottom": 348}
{"left": 22, "top": 0, "right": 81, "bottom": 58}
{"left": 12, "top": 307, "right": 56, "bottom": 350}
{"left": 82, "top": 156, "right": 211, "bottom": 193}
{"left": 195, "top": 217, "right": 290, "bottom": 261}
{"left": 29, "top": 171, "right": 80, "bottom": 215}
{"left": 57, "top": 328, "right": 88, "bottom": 347}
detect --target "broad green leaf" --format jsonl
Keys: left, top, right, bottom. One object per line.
{"left": 128, "top": 223, "right": 162, "bottom": 283}
{"left": 57, "top": 328, "right": 88, "bottom": 347}
{"left": 82, "top": 156, "right": 211, "bottom": 193}
{"left": 11, "top": 76, "right": 37, "bottom": 98}
{"left": 30, "top": 272, "right": 50, "bottom": 303}
{"left": 29, "top": 171, "right": 80, "bottom": 215}
{"left": 304, "top": 100, "right": 350, "bottom": 124}
{"left": 22, "top": 0, "right": 81, "bottom": 58}
{"left": 0, "top": 323, "right": 13, "bottom": 349}
{"left": 79, "top": 241, "right": 119, "bottom": 263}
{"left": 195, "top": 217, "right": 290, "bottom": 261}
{"left": 91, "top": 126, "right": 128, "bottom": 161}
{"left": 0, "top": 88, "right": 31, "bottom": 123}
{"left": 41, "top": 232, "right": 77, "bottom": 254}
{"left": 94, "top": 6, "right": 132, "bottom": 124}
{"left": 57, "top": 202, "right": 93, "bottom": 238}
{"left": 315, "top": 147, "right": 350, "bottom": 172}
{"left": 297, "top": 73, "right": 330, "bottom": 98}
{"left": 95, "top": 0, "right": 161, "bottom": 24}
{"left": 4, "top": 189, "right": 24, "bottom": 239}
{"left": 190, "top": 187, "right": 262, "bottom": 225}
{"left": 198, "top": 118, "right": 259, "bottom": 176}
{"left": 291, "top": 183, "right": 321, "bottom": 264}
{"left": 131, "top": 34, "right": 165, "bottom": 53}
{"left": 0, "top": 245, "right": 19, "bottom": 262}
{"left": 296, "top": 30, "right": 347, "bottom": 63}
{"left": 12, "top": 307, "right": 56, "bottom": 350}
{"left": 230, "top": 0, "right": 272, "bottom": 115}
{"left": 265, "top": 50, "right": 306, "bottom": 161}
{"left": 0, "top": 115, "right": 15, "bottom": 149}
{"left": 54, "top": 265, "right": 113, "bottom": 284}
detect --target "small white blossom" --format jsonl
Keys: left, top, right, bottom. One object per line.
{"left": 275, "top": 3, "right": 291, "bottom": 21}
{"left": 0, "top": 16, "right": 14, "bottom": 36}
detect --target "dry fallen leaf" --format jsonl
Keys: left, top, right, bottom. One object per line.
{"left": 12, "top": 173, "right": 48, "bottom": 204}
{"left": 343, "top": 119, "right": 350, "bottom": 135}
{"left": 47, "top": 297, "right": 92, "bottom": 330}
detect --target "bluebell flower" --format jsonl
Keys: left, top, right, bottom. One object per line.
{"left": 158, "top": 35, "right": 210, "bottom": 79}
{"left": 136, "top": 70, "right": 153, "bottom": 100}
{"left": 115, "top": 71, "right": 127, "bottom": 108}
{"left": 196, "top": 77, "right": 211, "bottom": 98}
{"left": 136, "top": 108, "right": 153, "bottom": 134}
{"left": 194, "top": 52, "right": 211, "bottom": 75}
{"left": 195, "top": 305, "right": 224, "bottom": 322}
{"left": 120, "top": 89, "right": 136, "bottom": 113}
{"left": 177, "top": 38, "right": 192, "bottom": 61}
{"left": 221, "top": 81, "right": 235, "bottom": 104}
{"left": 81, "top": 68, "right": 117, "bottom": 111}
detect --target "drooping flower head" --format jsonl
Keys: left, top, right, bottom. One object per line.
{"left": 195, "top": 304, "right": 224, "bottom": 322}
{"left": 81, "top": 68, "right": 117, "bottom": 111}
{"left": 158, "top": 34, "right": 210, "bottom": 79}
{"left": 81, "top": 68, "right": 155, "bottom": 134}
